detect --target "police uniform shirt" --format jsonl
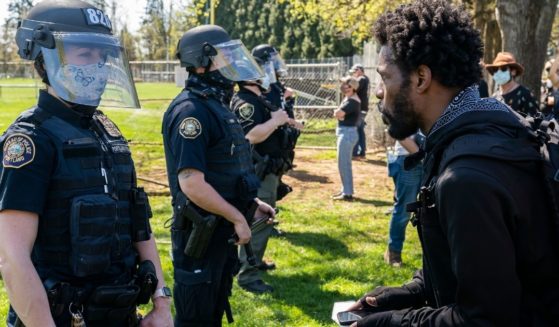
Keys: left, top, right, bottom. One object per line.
{"left": 234, "top": 89, "right": 268, "bottom": 133}
{"left": 164, "top": 98, "right": 222, "bottom": 178}
{"left": 0, "top": 91, "right": 74, "bottom": 214}
{"left": 233, "top": 89, "right": 285, "bottom": 158}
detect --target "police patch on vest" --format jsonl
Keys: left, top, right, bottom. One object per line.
{"left": 238, "top": 104, "right": 255, "bottom": 122}
{"left": 179, "top": 117, "right": 202, "bottom": 139}
{"left": 3, "top": 134, "right": 35, "bottom": 168}
{"left": 96, "top": 114, "right": 122, "bottom": 138}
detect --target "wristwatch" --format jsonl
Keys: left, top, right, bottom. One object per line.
{"left": 152, "top": 286, "right": 172, "bottom": 300}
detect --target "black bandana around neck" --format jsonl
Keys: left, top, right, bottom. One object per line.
{"left": 186, "top": 74, "right": 234, "bottom": 105}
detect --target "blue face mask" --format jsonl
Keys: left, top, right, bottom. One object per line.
{"left": 493, "top": 69, "right": 511, "bottom": 86}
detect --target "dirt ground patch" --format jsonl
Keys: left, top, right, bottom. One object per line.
{"left": 139, "top": 148, "right": 394, "bottom": 201}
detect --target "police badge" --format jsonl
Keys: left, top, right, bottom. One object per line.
{"left": 238, "top": 103, "right": 255, "bottom": 122}
{"left": 179, "top": 117, "right": 202, "bottom": 139}
{"left": 3, "top": 134, "right": 35, "bottom": 168}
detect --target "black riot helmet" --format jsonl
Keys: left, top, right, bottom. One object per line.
{"left": 252, "top": 44, "right": 288, "bottom": 77}
{"left": 16, "top": 0, "right": 113, "bottom": 61}
{"left": 176, "top": 25, "right": 231, "bottom": 68}
{"left": 175, "top": 25, "right": 264, "bottom": 83}
{"left": 14, "top": 0, "right": 140, "bottom": 109}
{"left": 251, "top": 44, "right": 277, "bottom": 64}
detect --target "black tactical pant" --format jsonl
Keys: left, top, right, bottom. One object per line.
{"left": 172, "top": 222, "right": 239, "bottom": 327}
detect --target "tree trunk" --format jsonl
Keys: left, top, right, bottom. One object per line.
{"left": 496, "top": 0, "right": 558, "bottom": 100}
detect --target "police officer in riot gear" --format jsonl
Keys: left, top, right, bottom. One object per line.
{"left": 0, "top": 1, "right": 173, "bottom": 326}
{"left": 230, "top": 57, "right": 298, "bottom": 293}
{"left": 251, "top": 44, "right": 302, "bottom": 210}
{"left": 162, "top": 25, "right": 275, "bottom": 325}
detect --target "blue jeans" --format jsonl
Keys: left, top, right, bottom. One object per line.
{"left": 353, "top": 117, "right": 366, "bottom": 156}
{"left": 336, "top": 126, "right": 358, "bottom": 195}
{"left": 388, "top": 155, "right": 422, "bottom": 252}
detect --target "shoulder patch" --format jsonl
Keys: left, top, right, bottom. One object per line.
{"left": 3, "top": 134, "right": 35, "bottom": 168}
{"left": 96, "top": 113, "right": 122, "bottom": 138}
{"left": 238, "top": 103, "right": 255, "bottom": 121}
{"left": 179, "top": 117, "right": 202, "bottom": 139}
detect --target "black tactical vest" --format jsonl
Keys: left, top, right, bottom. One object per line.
{"left": 163, "top": 90, "right": 259, "bottom": 207}
{"left": 6, "top": 107, "right": 144, "bottom": 283}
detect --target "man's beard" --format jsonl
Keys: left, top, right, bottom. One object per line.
{"left": 379, "top": 80, "right": 419, "bottom": 140}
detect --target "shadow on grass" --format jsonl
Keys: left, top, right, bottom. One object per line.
{"left": 287, "top": 169, "right": 331, "bottom": 183}
{"left": 282, "top": 231, "right": 350, "bottom": 258}
{"left": 351, "top": 197, "right": 393, "bottom": 207}
{"left": 265, "top": 273, "right": 350, "bottom": 325}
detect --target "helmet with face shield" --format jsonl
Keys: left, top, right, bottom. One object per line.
{"left": 175, "top": 25, "right": 265, "bottom": 87}
{"left": 252, "top": 44, "right": 288, "bottom": 78}
{"left": 15, "top": 0, "right": 140, "bottom": 108}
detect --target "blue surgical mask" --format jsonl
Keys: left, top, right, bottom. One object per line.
{"left": 493, "top": 69, "right": 511, "bottom": 86}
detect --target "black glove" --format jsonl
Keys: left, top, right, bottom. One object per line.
{"left": 356, "top": 310, "right": 394, "bottom": 327}
{"left": 359, "top": 282, "right": 424, "bottom": 311}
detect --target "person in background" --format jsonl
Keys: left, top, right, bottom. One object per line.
{"left": 486, "top": 52, "right": 538, "bottom": 116}
{"left": 384, "top": 133, "right": 423, "bottom": 267}
{"left": 332, "top": 76, "right": 361, "bottom": 201}
{"left": 350, "top": 64, "right": 370, "bottom": 159}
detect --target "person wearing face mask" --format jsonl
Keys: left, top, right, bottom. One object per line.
{"left": 486, "top": 52, "right": 539, "bottom": 117}
{"left": 162, "top": 25, "right": 276, "bottom": 325}
{"left": 0, "top": 1, "right": 173, "bottom": 326}
{"left": 229, "top": 53, "right": 299, "bottom": 294}
{"left": 332, "top": 76, "right": 361, "bottom": 201}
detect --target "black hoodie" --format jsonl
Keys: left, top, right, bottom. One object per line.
{"left": 390, "top": 86, "right": 559, "bottom": 327}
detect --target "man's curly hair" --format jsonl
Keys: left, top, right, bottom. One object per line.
{"left": 374, "top": 0, "right": 483, "bottom": 88}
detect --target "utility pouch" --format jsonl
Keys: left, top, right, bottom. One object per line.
{"left": 253, "top": 151, "right": 270, "bottom": 180}
{"left": 172, "top": 192, "right": 191, "bottom": 231}
{"left": 237, "top": 172, "right": 261, "bottom": 200}
{"left": 134, "top": 260, "right": 158, "bottom": 305}
{"left": 184, "top": 205, "right": 218, "bottom": 258}
{"left": 86, "top": 284, "right": 140, "bottom": 322}
{"left": 70, "top": 194, "right": 117, "bottom": 277}
{"left": 130, "top": 187, "right": 152, "bottom": 242}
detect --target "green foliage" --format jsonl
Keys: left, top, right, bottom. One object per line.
{"left": 283, "top": 0, "right": 408, "bottom": 50}
{"left": 191, "top": 0, "right": 355, "bottom": 59}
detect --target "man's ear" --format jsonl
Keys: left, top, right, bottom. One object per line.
{"left": 413, "top": 65, "right": 431, "bottom": 94}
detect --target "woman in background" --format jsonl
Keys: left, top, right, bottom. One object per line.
{"left": 332, "top": 76, "right": 361, "bottom": 201}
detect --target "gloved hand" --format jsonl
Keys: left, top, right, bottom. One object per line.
{"left": 347, "top": 273, "right": 425, "bottom": 314}
{"left": 353, "top": 311, "right": 394, "bottom": 327}
{"left": 361, "top": 284, "right": 422, "bottom": 310}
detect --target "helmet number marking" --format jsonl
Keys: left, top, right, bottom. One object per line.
{"left": 83, "top": 8, "right": 112, "bottom": 30}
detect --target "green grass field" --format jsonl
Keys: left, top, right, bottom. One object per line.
{"left": 0, "top": 80, "right": 422, "bottom": 326}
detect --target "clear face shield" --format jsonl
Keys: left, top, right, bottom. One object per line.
{"left": 271, "top": 53, "right": 288, "bottom": 77}
{"left": 263, "top": 61, "right": 277, "bottom": 85}
{"left": 42, "top": 32, "right": 140, "bottom": 108}
{"left": 210, "top": 40, "right": 265, "bottom": 82}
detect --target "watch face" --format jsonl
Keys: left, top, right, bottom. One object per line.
{"left": 163, "top": 287, "right": 172, "bottom": 297}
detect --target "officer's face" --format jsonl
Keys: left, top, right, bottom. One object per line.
{"left": 64, "top": 45, "right": 105, "bottom": 66}
{"left": 376, "top": 46, "right": 420, "bottom": 140}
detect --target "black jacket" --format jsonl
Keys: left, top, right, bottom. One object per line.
{"left": 391, "top": 88, "right": 559, "bottom": 326}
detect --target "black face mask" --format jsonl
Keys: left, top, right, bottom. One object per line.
{"left": 199, "top": 70, "right": 235, "bottom": 92}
